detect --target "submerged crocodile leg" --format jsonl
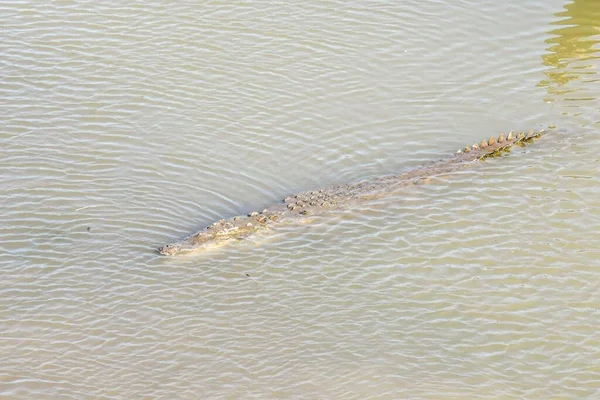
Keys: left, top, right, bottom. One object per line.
{"left": 158, "top": 129, "right": 547, "bottom": 256}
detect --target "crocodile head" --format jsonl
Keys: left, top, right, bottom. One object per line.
{"left": 158, "top": 217, "right": 263, "bottom": 256}
{"left": 158, "top": 231, "right": 239, "bottom": 256}
{"left": 157, "top": 243, "right": 183, "bottom": 256}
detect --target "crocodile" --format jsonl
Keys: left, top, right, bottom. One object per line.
{"left": 158, "top": 129, "right": 546, "bottom": 256}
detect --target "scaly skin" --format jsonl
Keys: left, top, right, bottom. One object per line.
{"left": 158, "top": 129, "right": 545, "bottom": 255}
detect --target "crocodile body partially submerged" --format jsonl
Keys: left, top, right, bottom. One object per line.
{"left": 159, "top": 129, "right": 546, "bottom": 256}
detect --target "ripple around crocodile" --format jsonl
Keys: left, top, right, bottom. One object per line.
{"left": 158, "top": 129, "right": 546, "bottom": 256}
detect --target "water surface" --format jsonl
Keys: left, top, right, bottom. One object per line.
{"left": 2, "top": 0, "right": 600, "bottom": 398}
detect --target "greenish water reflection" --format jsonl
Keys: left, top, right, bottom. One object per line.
{"left": 539, "top": 0, "right": 600, "bottom": 104}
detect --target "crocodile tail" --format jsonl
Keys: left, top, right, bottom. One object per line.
{"left": 457, "top": 128, "right": 548, "bottom": 158}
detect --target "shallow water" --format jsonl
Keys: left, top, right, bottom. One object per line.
{"left": 2, "top": 0, "right": 600, "bottom": 398}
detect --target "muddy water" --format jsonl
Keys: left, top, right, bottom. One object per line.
{"left": 1, "top": 0, "right": 599, "bottom": 398}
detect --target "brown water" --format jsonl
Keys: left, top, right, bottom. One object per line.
{"left": 2, "top": 1, "right": 600, "bottom": 398}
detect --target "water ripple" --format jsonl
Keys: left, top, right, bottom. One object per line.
{"left": 2, "top": 0, "right": 600, "bottom": 398}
